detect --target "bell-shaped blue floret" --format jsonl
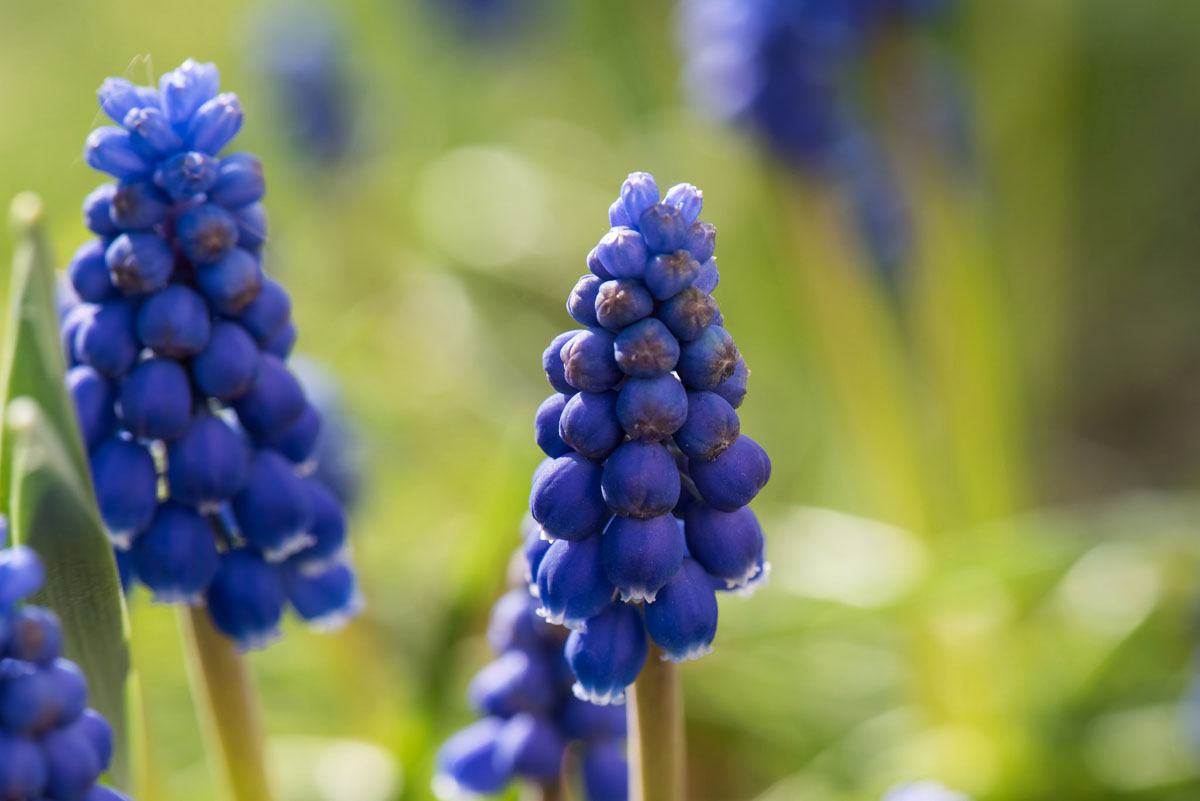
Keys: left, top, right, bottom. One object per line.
{"left": 535, "top": 536, "right": 614, "bottom": 630}
{"left": 602, "top": 514, "right": 684, "bottom": 604}
{"left": 643, "top": 558, "right": 718, "bottom": 662}
{"left": 565, "top": 602, "right": 647, "bottom": 706}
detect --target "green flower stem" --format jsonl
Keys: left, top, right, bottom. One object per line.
{"left": 179, "top": 607, "right": 277, "bottom": 801}
{"left": 627, "top": 643, "right": 684, "bottom": 801}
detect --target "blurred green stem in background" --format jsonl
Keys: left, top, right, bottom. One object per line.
{"left": 627, "top": 644, "right": 684, "bottom": 801}
{"left": 180, "top": 606, "right": 278, "bottom": 801}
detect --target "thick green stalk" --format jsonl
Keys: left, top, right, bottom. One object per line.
{"left": 179, "top": 607, "right": 277, "bottom": 801}
{"left": 626, "top": 644, "right": 683, "bottom": 801}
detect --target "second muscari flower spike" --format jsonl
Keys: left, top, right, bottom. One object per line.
{"left": 434, "top": 557, "right": 628, "bottom": 801}
{"left": 0, "top": 516, "right": 134, "bottom": 801}
{"left": 61, "top": 59, "right": 362, "bottom": 649}
{"left": 529, "top": 171, "right": 771, "bottom": 705}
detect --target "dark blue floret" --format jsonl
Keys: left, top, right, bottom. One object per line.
{"left": 261, "top": 319, "right": 296, "bottom": 360}
{"left": 287, "top": 479, "right": 347, "bottom": 566}
{"left": 116, "top": 358, "right": 193, "bottom": 442}
{"left": 84, "top": 128, "right": 152, "bottom": 181}
{"left": 73, "top": 300, "right": 140, "bottom": 379}
{"left": 542, "top": 330, "right": 581, "bottom": 395}
{"left": 104, "top": 232, "right": 173, "bottom": 295}
{"left": 615, "top": 374, "right": 688, "bottom": 442}
{"left": 109, "top": 531, "right": 216, "bottom": 639}
{"left": 191, "top": 321, "right": 259, "bottom": 400}
{"left": 657, "top": 286, "right": 718, "bottom": 342}
{"left": 175, "top": 203, "right": 238, "bottom": 265}
{"left": 638, "top": 203, "right": 689, "bottom": 255}
{"left": 602, "top": 515, "right": 685, "bottom": 604}
{"left": 619, "top": 172, "right": 659, "bottom": 224}
{"left": 685, "top": 503, "right": 765, "bottom": 590}
{"left": 231, "top": 354, "right": 307, "bottom": 437}
{"left": 166, "top": 414, "right": 250, "bottom": 508}
{"left": 595, "top": 228, "right": 649, "bottom": 280}
{"left": 558, "top": 391, "right": 623, "bottom": 461}
{"left": 281, "top": 560, "right": 359, "bottom": 628}
{"left": 613, "top": 318, "right": 680, "bottom": 378}
{"left": 643, "top": 557, "right": 719, "bottom": 662}
{"left": 237, "top": 277, "right": 291, "bottom": 343}
{"left": 561, "top": 328, "right": 622, "bottom": 393}
{"left": 468, "top": 650, "right": 556, "bottom": 717}
{"left": 486, "top": 588, "right": 547, "bottom": 654}
{"left": 209, "top": 153, "right": 265, "bottom": 208}
{"left": 534, "top": 393, "right": 572, "bottom": 458}
{"left": 565, "top": 602, "right": 647, "bottom": 705}
{"left": 559, "top": 696, "right": 626, "bottom": 741}
{"left": 493, "top": 714, "right": 565, "bottom": 782}
{"left": 253, "top": 401, "right": 320, "bottom": 464}
{"left": 154, "top": 151, "right": 218, "bottom": 200}
{"left": 587, "top": 246, "right": 613, "bottom": 281}
{"left": 684, "top": 221, "right": 716, "bottom": 264}
{"left": 231, "top": 203, "right": 268, "bottom": 252}
{"left": 644, "top": 250, "right": 701, "bottom": 301}
{"left": 535, "top": 536, "right": 614, "bottom": 630}
{"left": 124, "top": 106, "right": 183, "bottom": 160}
{"left": 8, "top": 607, "right": 62, "bottom": 667}
{"left": 205, "top": 548, "right": 286, "bottom": 650}
{"left": 89, "top": 437, "right": 158, "bottom": 545}
{"left": 108, "top": 181, "right": 169, "bottom": 230}
{"left": 66, "top": 366, "right": 117, "bottom": 452}
{"left": 434, "top": 718, "right": 510, "bottom": 797}
{"left": 0, "top": 734, "right": 47, "bottom": 799}
{"left": 713, "top": 356, "right": 749, "bottom": 409}
{"left": 601, "top": 441, "right": 680, "bottom": 519}
{"left": 196, "top": 247, "right": 263, "bottom": 315}
{"left": 136, "top": 285, "right": 212, "bottom": 358}
{"left": 529, "top": 454, "right": 610, "bottom": 541}
{"left": 567, "top": 274, "right": 603, "bottom": 328}
{"left": 232, "top": 450, "right": 314, "bottom": 561}
{"left": 676, "top": 325, "right": 739, "bottom": 390}
{"left": 595, "top": 279, "right": 654, "bottom": 332}
{"left": 689, "top": 434, "right": 771, "bottom": 512}
{"left": 41, "top": 723, "right": 102, "bottom": 801}
{"left": 674, "top": 391, "right": 740, "bottom": 461}
{"left": 82, "top": 184, "right": 121, "bottom": 238}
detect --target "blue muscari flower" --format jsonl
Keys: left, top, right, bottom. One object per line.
{"left": 436, "top": 559, "right": 627, "bottom": 800}
{"left": 677, "top": 0, "right": 963, "bottom": 281}
{"left": 61, "top": 59, "right": 362, "bottom": 647}
{"left": 523, "top": 172, "right": 770, "bottom": 699}
{"left": 247, "top": 3, "right": 357, "bottom": 165}
{"left": 0, "top": 525, "right": 136, "bottom": 800}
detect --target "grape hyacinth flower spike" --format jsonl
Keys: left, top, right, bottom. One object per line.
{"left": 529, "top": 172, "right": 771, "bottom": 710}
{"left": 0, "top": 517, "right": 134, "bottom": 801}
{"left": 434, "top": 552, "right": 628, "bottom": 801}
{"left": 677, "top": 0, "right": 964, "bottom": 280}
{"left": 62, "top": 59, "right": 362, "bottom": 649}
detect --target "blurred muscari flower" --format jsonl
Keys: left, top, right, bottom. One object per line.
{"left": 428, "top": 0, "right": 540, "bottom": 42}
{"left": 881, "top": 780, "right": 972, "bottom": 801}
{"left": 677, "top": 0, "right": 961, "bottom": 279}
{"left": 529, "top": 172, "right": 771, "bottom": 705}
{"left": 60, "top": 59, "right": 362, "bottom": 649}
{"left": 246, "top": 3, "right": 357, "bottom": 165}
{"left": 434, "top": 574, "right": 628, "bottom": 801}
{"left": 0, "top": 516, "right": 133, "bottom": 801}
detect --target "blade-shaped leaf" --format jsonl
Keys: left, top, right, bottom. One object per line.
{"left": 0, "top": 194, "right": 141, "bottom": 792}
{"left": 0, "top": 194, "right": 91, "bottom": 506}
{"left": 6, "top": 398, "right": 136, "bottom": 789}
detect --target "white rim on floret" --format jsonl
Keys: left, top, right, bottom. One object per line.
{"left": 723, "top": 558, "right": 766, "bottom": 591}
{"left": 572, "top": 681, "right": 626, "bottom": 707}
{"left": 107, "top": 531, "right": 134, "bottom": 550}
{"left": 619, "top": 584, "right": 659, "bottom": 604}
{"left": 235, "top": 626, "right": 283, "bottom": 653}
{"left": 535, "top": 605, "right": 588, "bottom": 632}
{"left": 306, "top": 591, "right": 365, "bottom": 633}
{"left": 261, "top": 532, "right": 318, "bottom": 563}
{"left": 733, "top": 560, "right": 771, "bottom": 599}
{"left": 660, "top": 642, "right": 714, "bottom": 663}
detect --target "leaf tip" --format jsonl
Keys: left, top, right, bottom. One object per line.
{"left": 9, "top": 193, "right": 44, "bottom": 232}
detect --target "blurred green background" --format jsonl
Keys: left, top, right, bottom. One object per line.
{"left": 2, "top": 0, "right": 1200, "bottom": 799}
